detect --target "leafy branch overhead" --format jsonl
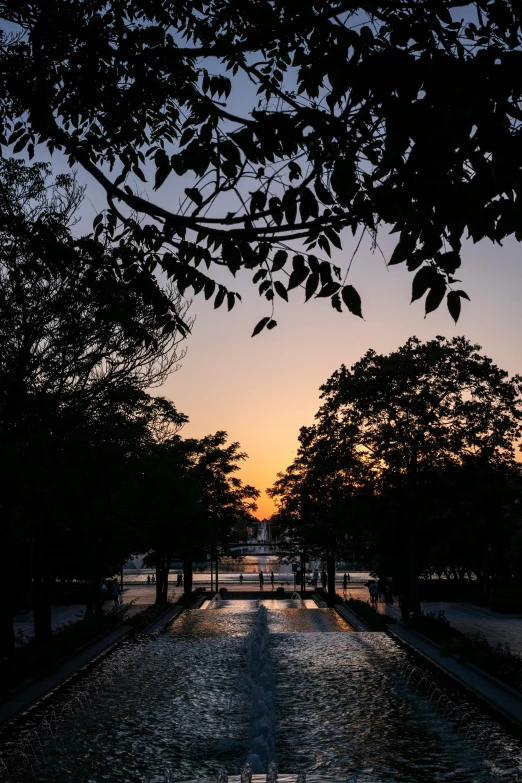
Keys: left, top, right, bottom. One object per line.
{"left": 1, "top": 1, "right": 521, "bottom": 330}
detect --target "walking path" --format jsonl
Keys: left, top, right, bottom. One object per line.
{"left": 388, "top": 623, "right": 522, "bottom": 728}
{"left": 12, "top": 585, "right": 179, "bottom": 643}
{"left": 342, "top": 583, "right": 522, "bottom": 657}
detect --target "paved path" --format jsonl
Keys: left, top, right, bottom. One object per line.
{"left": 387, "top": 623, "right": 522, "bottom": 729}
{"left": 13, "top": 585, "right": 181, "bottom": 643}
{"left": 341, "top": 582, "right": 522, "bottom": 657}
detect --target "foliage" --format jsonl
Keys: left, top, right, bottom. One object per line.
{"left": 1, "top": 3, "right": 522, "bottom": 329}
{"left": 345, "top": 598, "right": 396, "bottom": 631}
{"left": 124, "top": 603, "right": 173, "bottom": 632}
{"left": 140, "top": 431, "right": 260, "bottom": 598}
{"left": 408, "top": 610, "right": 522, "bottom": 692}
{"left": 406, "top": 609, "right": 456, "bottom": 643}
{"left": 269, "top": 336, "right": 522, "bottom": 613}
{"left": 0, "top": 609, "right": 125, "bottom": 695}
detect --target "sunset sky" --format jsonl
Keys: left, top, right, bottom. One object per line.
{"left": 29, "top": 145, "right": 522, "bottom": 521}
{"left": 159, "top": 228, "right": 522, "bottom": 519}
{"left": 16, "top": 23, "right": 521, "bottom": 521}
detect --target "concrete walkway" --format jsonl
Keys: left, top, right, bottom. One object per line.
{"left": 12, "top": 585, "right": 181, "bottom": 643}
{"left": 342, "top": 583, "right": 522, "bottom": 657}
{"left": 388, "top": 623, "right": 522, "bottom": 729}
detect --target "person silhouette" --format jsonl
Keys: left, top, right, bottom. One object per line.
{"left": 259, "top": 571, "right": 264, "bottom": 590}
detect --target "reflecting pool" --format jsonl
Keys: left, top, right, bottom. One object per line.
{"left": 1, "top": 602, "right": 521, "bottom": 783}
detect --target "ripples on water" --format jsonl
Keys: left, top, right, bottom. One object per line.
{"left": 1, "top": 603, "right": 521, "bottom": 783}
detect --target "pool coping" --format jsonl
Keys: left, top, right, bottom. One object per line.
{"left": 0, "top": 625, "right": 134, "bottom": 727}
{"left": 334, "top": 603, "right": 372, "bottom": 631}
{"left": 387, "top": 623, "right": 522, "bottom": 731}
{"left": 0, "top": 598, "right": 202, "bottom": 727}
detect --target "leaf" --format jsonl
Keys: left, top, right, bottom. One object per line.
{"left": 227, "top": 292, "right": 235, "bottom": 311}
{"left": 447, "top": 289, "right": 470, "bottom": 323}
{"left": 214, "top": 288, "right": 226, "bottom": 309}
{"left": 342, "top": 285, "right": 363, "bottom": 318}
{"left": 267, "top": 319, "right": 277, "bottom": 330}
{"left": 252, "top": 316, "right": 271, "bottom": 336}
{"left": 389, "top": 233, "right": 416, "bottom": 266}
{"left": 284, "top": 201, "right": 297, "bottom": 225}
{"left": 305, "top": 272, "right": 319, "bottom": 301}
{"left": 299, "top": 187, "right": 319, "bottom": 222}
{"left": 315, "top": 178, "right": 334, "bottom": 205}
{"left": 185, "top": 187, "right": 203, "bottom": 207}
{"left": 154, "top": 163, "right": 171, "bottom": 190}
{"left": 447, "top": 290, "right": 461, "bottom": 323}
{"left": 204, "top": 280, "right": 216, "bottom": 300}
{"left": 274, "top": 281, "right": 288, "bottom": 301}
{"left": 12, "top": 134, "right": 30, "bottom": 153}
{"left": 220, "top": 139, "right": 241, "bottom": 165}
{"left": 425, "top": 275, "right": 447, "bottom": 315}
{"left": 411, "top": 266, "right": 438, "bottom": 303}
{"left": 316, "top": 281, "right": 340, "bottom": 298}
{"left": 269, "top": 197, "right": 283, "bottom": 225}
{"left": 133, "top": 165, "right": 147, "bottom": 182}
{"left": 288, "top": 255, "right": 309, "bottom": 290}
{"left": 272, "top": 249, "right": 288, "bottom": 271}
{"left": 454, "top": 289, "right": 470, "bottom": 301}
{"left": 331, "top": 293, "right": 342, "bottom": 312}
{"left": 250, "top": 190, "right": 267, "bottom": 215}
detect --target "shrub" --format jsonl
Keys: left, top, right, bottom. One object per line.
{"left": 408, "top": 610, "right": 522, "bottom": 693}
{"left": 125, "top": 603, "right": 172, "bottom": 631}
{"left": 345, "top": 598, "right": 396, "bottom": 631}
{"left": 406, "top": 610, "right": 457, "bottom": 644}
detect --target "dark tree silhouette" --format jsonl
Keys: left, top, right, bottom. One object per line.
{"left": 271, "top": 337, "right": 522, "bottom": 615}
{"left": 0, "top": 159, "right": 190, "bottom": 658}
{"left": 1, "top": 2, "right": 521, "bottom": 330}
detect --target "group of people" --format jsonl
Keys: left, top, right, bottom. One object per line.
{"left": 258, "top": 570, "right": 275, "bottom": 589}
{"left": 367, "top": 579, "right": 393, "bottom": 605}
{"left": 100, "top": 580, "right": 121, "bottom": 608}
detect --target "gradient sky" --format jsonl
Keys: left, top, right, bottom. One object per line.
{"left": 41, "top": 154, "right": 522, "bottom": 521}
{"left": 8, "top": 6, "right": 521, "bottom": 520}
{"left": 158, "top": 229, "right": 522, "bottom": 519}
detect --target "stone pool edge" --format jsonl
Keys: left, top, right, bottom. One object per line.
{"left": 387, "top": 623, "right": 522, "bottom": 732}
{"left": 0, "top": 599, "right": 195, "bottom": 727}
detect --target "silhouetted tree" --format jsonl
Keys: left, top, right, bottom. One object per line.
{"left": 1, "top": 3, "right": 521, "bottom": 329}
{"left": 316, "top": 336, "right": 522, "bottom": 616}
{"left": 269, "top": 423, "right": 372, "bottom": 599}
{"left": 271, "top": 337, "right": 522, "bottom": 613}
{"left": 0, "top": 159, "right": 190, "bottom": 658}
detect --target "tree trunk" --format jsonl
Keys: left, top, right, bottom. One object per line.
{"left": 183, "top": 557, "right": 193, "bottom": 594}
{"left": 327, "top": 553, "right": 336, "bottom": 599}
{"left": 33, "top": 570, "right": 53, "bottom": 653}
{"left": 155, "top": 553, "right": 170, "bottom": 604}
{"left": 0, "top": 503, "right": 15, "bottom": 659}
{"left": 402, "top": 447, "right": 421, "bottom": 619}
{"left": 33, "top": 532, "right": 53, "bottom": 653}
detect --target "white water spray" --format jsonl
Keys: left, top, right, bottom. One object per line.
{"left": 243, "top": 606, "right": 276, "bottom": 773}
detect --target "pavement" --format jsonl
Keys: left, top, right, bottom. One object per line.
{"left": 387, "top": 623, "right": 522, "bottom": 729}
{"left": 12, "top": 584, "right": 182, "bottom": 643}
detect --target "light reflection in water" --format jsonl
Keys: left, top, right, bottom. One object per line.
{"left": 0, "top": 603, "right": 521, "bottom": 783}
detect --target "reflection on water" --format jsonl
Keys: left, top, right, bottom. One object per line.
{"left": 1, "top": 603, "right": 521, "bottom": 783}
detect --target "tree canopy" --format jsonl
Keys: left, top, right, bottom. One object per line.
{"left": 269, "top": 336, "right": 522, "bottom": 613}
{"left": 1, "top": 1, "right": 521, "bottom": 332}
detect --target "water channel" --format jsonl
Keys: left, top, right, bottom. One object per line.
{"left": 2, "top": 599, "right": 522, "bottom": 783}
